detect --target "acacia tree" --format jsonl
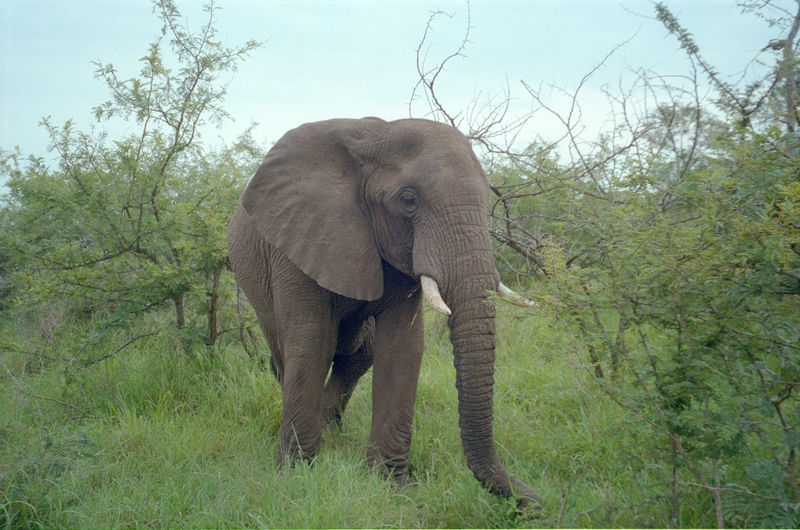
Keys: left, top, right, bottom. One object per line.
{"left": 412, "top": 1, "right": 799, "bottom": 527}
{"left": 522, "top": 6, "right": 799, "bottom": 526}
{"left": 0, "top": 0, "right": 263, "bottom": 356}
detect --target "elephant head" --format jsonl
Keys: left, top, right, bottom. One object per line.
{"left": 234, "top": 117, "right": 540, "bottom": 510}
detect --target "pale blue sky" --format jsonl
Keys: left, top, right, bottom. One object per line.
{"left": 0, "top": 0, "right": 781, "bottom": 173}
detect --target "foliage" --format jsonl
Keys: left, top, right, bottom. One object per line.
{"left": 479, "top": 3, "right": 800, "bottom": 527}
{"left": 0, "top": 0, "right": 263, "bottom": 354}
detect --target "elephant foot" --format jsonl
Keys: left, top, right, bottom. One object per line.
{"left": 276, "top": 449, "right": 317, "bottom": 473}
{"left": 276, "top": 425, "right": 322, "bottom": 470}
{"left": 382, "top": 466, "right": 413, "bottom": 488}
{"left": 367, "top": 449, "right": 411, "bottom": 485}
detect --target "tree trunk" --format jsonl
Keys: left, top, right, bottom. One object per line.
{"left": 174, "top": 292, "right": 191, "bottom": 357}
{"left": 206, "top": 258, "right": 223, "bottom": 349}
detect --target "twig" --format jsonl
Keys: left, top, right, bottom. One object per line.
{"left": 0, "top": 345, "right": 61, "bottom": 362}
{"left": 81, "top": 331, "right": 160, "bottom": 368}
{"left": 12, "top": 385, "right": 95, "bottom": 420}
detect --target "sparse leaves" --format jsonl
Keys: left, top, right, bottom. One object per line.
{"left": 0, "top": 0, "right": 264, "bottom": 354}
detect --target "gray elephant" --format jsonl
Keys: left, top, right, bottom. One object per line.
{"left": 227, "top": 117, "right": 540, "bottom": 510}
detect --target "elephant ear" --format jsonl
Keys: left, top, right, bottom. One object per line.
{"left": 240, "top": 118, "right": 385, "bottom": 301}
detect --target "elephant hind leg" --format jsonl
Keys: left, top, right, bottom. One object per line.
{"left": 322, "top": 317, "right": 375, "bottom": 426}
{"left": 269, "top": 256, "right": 341, "bottom": 466}
{"left": 269, "top": 354, "right": 282, "bottom": 383}
{"left": 277, "top": 328, "right": 337, "bottom": 466}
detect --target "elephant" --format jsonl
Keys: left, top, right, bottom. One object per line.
{"left": 226, "top": 117, "right": 541, "bottom": 510}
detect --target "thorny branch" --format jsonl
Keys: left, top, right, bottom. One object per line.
{"left": 80, "top": 331, "right": 161, "bottom": 368}
{"left": 409, "top": 4, "right": 471, "bottom": 129}
{"left": 409, "top": 0, "right": 534, "bottom": 156}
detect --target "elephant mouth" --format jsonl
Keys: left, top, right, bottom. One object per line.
{"left": 419, "top": 275, "right": 535, "bottom": 316}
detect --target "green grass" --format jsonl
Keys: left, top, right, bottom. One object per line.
{"left": 1, "top": 305, "right": 707, "bottom": 528}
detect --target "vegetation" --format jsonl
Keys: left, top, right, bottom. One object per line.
{"left": 481, "top": 4, "right": 800, "bottom": 525}
{"left": 1, "top": 0, "right": 262, "bottom": 357}
{"left": 1, "top": 0, "right": 799, "bottom": 528}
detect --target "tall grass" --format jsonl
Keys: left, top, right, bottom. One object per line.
{"left": 1, "top": 303, "right": 711, "bottom": 528}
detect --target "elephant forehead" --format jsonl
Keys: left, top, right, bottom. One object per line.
{"left": 400, "top": 153, "right": 490, "bottom": 199}
{"left": 384, "top": 119, "right": 471, "bottom": 152}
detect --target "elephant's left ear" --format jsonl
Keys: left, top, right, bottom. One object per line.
{"left": 240, "top": 118, "right": 384, "bottom": 301}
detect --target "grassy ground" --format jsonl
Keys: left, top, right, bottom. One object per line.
{"left": 1, "top": 304, "right": 700, "bottom": 528}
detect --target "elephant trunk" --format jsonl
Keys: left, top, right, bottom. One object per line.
{"left": 415, "top": 212, "right": 541, "bottom": 510}
{"left": 445, "top": 276, "right": 541, "bottom": 510}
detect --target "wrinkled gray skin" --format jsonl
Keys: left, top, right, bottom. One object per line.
{"left": 227, "top": 117, "right": 541, "bottom": 510}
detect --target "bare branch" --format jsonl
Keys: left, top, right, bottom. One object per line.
{"left": 80, "top": 331, "right": 161, "bottom": 368}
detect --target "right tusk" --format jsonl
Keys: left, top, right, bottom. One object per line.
{"left": 420, "top": 275, "right": 452, "bottom": 315}
{"left": 498, "top": 282, "right": 536, "bottom": 308}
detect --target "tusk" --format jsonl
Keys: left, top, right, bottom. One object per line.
{"left": 498, "top": 282, "right": 536, "bottom": 308}
{"left": 420, "top": 275, "right": 452, "bottom": 315}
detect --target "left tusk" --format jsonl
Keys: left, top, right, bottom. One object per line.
{"left": 421, "top": 275, "right": 452, "bottom": 315}
{"left": 497, "top": 282, "right": 536, "bottom": 308}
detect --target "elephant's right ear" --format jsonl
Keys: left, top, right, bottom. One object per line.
{"left": 239, "top": 118, "right": 385, "bottom": 301}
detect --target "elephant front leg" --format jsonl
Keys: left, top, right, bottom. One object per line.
{"left": 366, "top": 292, "right": 424, "bottom": 482}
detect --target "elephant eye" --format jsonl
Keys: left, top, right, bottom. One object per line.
{"left": 399, "top": 192, "right": 418, "bottom": 213}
